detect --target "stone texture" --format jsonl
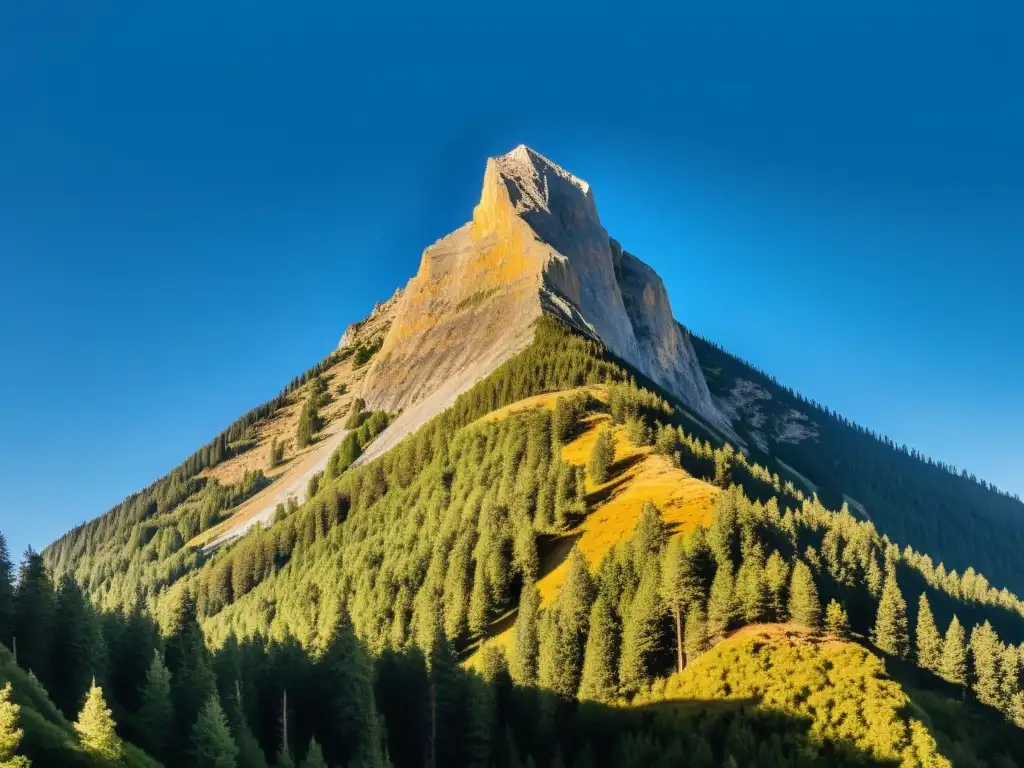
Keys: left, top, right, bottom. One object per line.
{"left": 358, "top": 145, "right": 731, "bottom": 450}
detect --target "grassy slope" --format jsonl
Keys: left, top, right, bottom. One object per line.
{"left": 471, "top": 385, "right": 719, "bottom": 661}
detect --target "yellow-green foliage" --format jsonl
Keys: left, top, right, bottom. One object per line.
{"left": 637, "top": 628, "right": 950, "bottom": 767}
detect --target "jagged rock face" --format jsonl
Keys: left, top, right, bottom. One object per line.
{"left": 359, "top": 145, "right": 730, "bottom": 444}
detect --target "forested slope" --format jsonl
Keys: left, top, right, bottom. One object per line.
{"left": 692, "top": 333, "right": 1024, "bottom": 595}
{"left": 1, "top": 317, "right": 1019, "bottom": 766}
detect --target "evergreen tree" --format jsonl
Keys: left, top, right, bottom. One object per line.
{"left": 763, "top": 550, "right": 789, "bottom": 622}
{"left": 631, "top": 500, "right": 666, "bottom": 569}
{"left": 13, "top": 549, "right": 55, "bottom": 686}
{"left": 192, "top": 694, "right": 239, "bottom": 768}
{"left": 138, "top": 649, "right": 173, "bottom": 763}
{"left": 546, "top": 547, "right": 594, "bottom": 698}
{"left": 914, "top": 593, "right": 942, "bottom": 672}
{"left": 312, "top": 607, "right": 385, "bottom": 767}
{"left": 684, "top": 603, "right": 709, "bottom": 661}
{"left": 824, "top": 599, "right": 850, "bottom": 638}
{"left": 586, "top": 429, "right": 614, "bottom": 484}
{"left": 969, "top": 621, "right": 1003, "bottom": 708}
{"left": 939, "top": 615, "right": 967, "bottom": 686}
{"left": 165, "top": 591, "right": 216, "bottom": 761}
{"left": 300, "top": 739, "right": 327, "bottom": 768}
{"left": 0, "top": 535, "right": 14, "bottom": 651}
{"left": 74, "top": 681, "right": 122, "bottom": 763}
{"left": 0, "top": 683, "right": 28, "bottom": 768}
{"left": 707, "top": 562, "right": 737, "bottom": 639}
{"left": 873, "top": 568, "right": 909, "bottom": 658}
{"left": 735, "top": 546, "right": 768, "bottom": 625}
{"left": 660, "top": 537, "right": 701, "bottom": 672}
{"left": 510, "top": 581, "right": 540, "bottom": 687}
{"left": 468, "top": 558, "right": 490, "bottom": 639}
{"left": 619, "top": 562, "right": 664, "bottom": 694}
{"left": 51, "top": 574, "right": 100, "bottom": 719}
{"left": 578, "top": 594, "right": 618, "bottom": 703}
{"left": 787, "top": 560, "right": 820, "bottom": 630}
{"left": 999, "top": 645, "right": 1020, "bottom": 712}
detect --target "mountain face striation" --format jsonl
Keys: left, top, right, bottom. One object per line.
{"left": 359, "top": 145, "right": 730, "bottom": 454}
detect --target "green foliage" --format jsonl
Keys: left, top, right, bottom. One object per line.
{"left": 787, "top": 560, "right": 820, "bottom": 630}
{"left": 578, "top": 595, "right": 618, "bottom": 703}
{"left": 137, "top": 651, "right": 172, "bottom": 762}
{"left": 191, "top": 695, "right": 238, "bottom": 768}
{"left": 299, "top": 738, "right": 327, "bottom": 768}
{"left": 915, "top": 593, "right": 942, "bottom": 672}
{"left": 295, "top": 392, "right": 322, "bottom": 449}
{"left": 939, "top": 615, "right": 967, "bottom": 686}
{"left": 510, "top": 582, "right": 540, "bottom": 687}
{"left": 618, "top": 563, "right": 664, "bottom": 695}
{"left": 0, "top": 683, "right": 26, "bottom": 767}
{"left": 586, "top": 429, "right": 614, "bottom": 485}
{"left": 268, "top": 438, "right": 285, "bottom": 468}
{"left": 0, "top": 536, "right": 13, "bottom": 653}
{"left": 874, "top": 569, "right": 910, "bottom": 658}
{"left": 74, "top": 682, "right": 122, "bottom": 763}
{"left": 707, "top": 562, "right": 736, "bottom": 639}
{"left": 824, "top": 599, "right": 850, "bottom": 638}
{"left": 969, "top": 621, "right": 1003, "bottom": 708}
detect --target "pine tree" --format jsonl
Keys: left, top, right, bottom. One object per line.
{"left": 619, "top": 562, "right": 664, "bottom": 694}
{"left": 684, "top": 603, "right": 709, "bottom": 661}
{"left": 631, "top": 500, "right": 666, "bottom": 569}
{"left": 510, "top": 581, "right": 540, "bottom": 687}
{"left": 735, "top": 546, "right": 768, "bottom": 625}
{"left": 548, "top": 547, "right": 594, "bottom": 697}
{"left": 999, "top": 644, "right": 1020, "bottom": 712}
{"left": 914, "top": 593, "right": 942, "bottom": 671}
{"left": 787, "top": 560, "right": 820, "bottom": 630}
{"left": 51, "top": 574, "right": 101, "bottom": 719}
{"left": 192, "top": 695, "right": 239, "bottom": 768}
{"left": 0, "top": 683, "right": 28, "bottom": 767}
{"left": 313, "top": 607, "right": 385, "bottom": 768}
{"left": 873, "top": 569, "right": 909, "bottom": 658}
{"left": 578, "top": 594, "right": 618, "bottom": 703}
{"left": 824, "top": 599, "right": 850, "bottom": 638}
{"left": 74, "top": 681, "right": 122, "bottom": 763}
{"left": 13, "top": 549, "right": 55, "bottom": 687}
{"left": 586, "top": 429, "right": 615, "bottom": 484}
{"left": 939, "top": 615, "right": 967, "bottom": 686}
{"left": 300, "top": 739, "right": 328, "bottom": 768}
{"left": 660, "top": 537, "right": 702, "bottom": 672}
{"left": 763, "top": 550, "right": 789, "bottom": 622}
{"left": 0, "top": 535, "right": 14, "bottom": 651}
{"left": 467, "top": 558, "right": 490, "bottom": 639}
{"left": 970, "top": 621, "right": 1003, "bottom": 708}
{"left": 165, "top": 591, "right": 216, "bottom": 761}
{"left": 138, "top": 649, "right": 173, "bottom": 763}
{"left": 707, "top": 561, "right": 737, "bottom": 639}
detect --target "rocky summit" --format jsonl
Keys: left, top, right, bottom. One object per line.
{"left": 359, "top": 145, "right": 731, "bottom": 455}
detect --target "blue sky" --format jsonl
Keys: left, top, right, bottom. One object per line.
{"left": 1, "top": 4, "right": 1022, "bottom": 559}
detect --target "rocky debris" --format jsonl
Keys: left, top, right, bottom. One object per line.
{"left": 719, "top": 378, "right": 818, "bottom": 449}
{"left": 358, "top": 145, "right": 733, "bottom": 442}
{"left": 776, "top": 408, "right": 818, "bottom": 444}
{"left": 337, "top": 287, "right": 403, "bottom": 350}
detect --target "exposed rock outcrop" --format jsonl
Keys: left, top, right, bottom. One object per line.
{"left": 358, "top": 145, "right": 731, "bottom": 456}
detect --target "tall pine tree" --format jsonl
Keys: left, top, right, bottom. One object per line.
{"left": 939, "top": 615, "right": 967, "bottom": 686}
{"left": 13, "top": 549, "right": 55, "bottom": 686}
{"left": 578, "top": 594, "right": 619, "bottom": 703}
{"left": 619, "top": 562, "right": 664, "bottom": 695}
{"left": 873, "top": 569, "right": 909, "bottom": 658}
{"left": 74, "top": 681, "right": 122, "bottom": 763}
{"left": 510, "top": 580, "right": 540, "bottom": 687}
{"left": 787, "top": 560, "right": 820, "bottom": 630}
{"left": 165, "top": 591, "right": 216, "bottom": 762}
{"left": 969, "top": 621, "right": 1003, "bottom": 708}
{"left": 191, "top": 694, "right": 238, "bottom": 768}
{"left": 138, "top": 649, "right": 174, "bottom": 763}
{"left": 914, "top": 593, "right": 941, "bottom": 672}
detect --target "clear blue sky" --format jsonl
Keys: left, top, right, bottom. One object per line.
{"left": 1, "top": 4, "right": 1022, "bottom": 559}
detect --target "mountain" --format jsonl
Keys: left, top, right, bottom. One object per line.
{"left": 4, "top": 146, "right": 1023, "bottom": 766}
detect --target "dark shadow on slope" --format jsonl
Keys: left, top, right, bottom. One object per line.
{"left": 216, "top": 627, "right": 916, "bottom": 768}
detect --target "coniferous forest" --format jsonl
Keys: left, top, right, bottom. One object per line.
{"left": 0, "top": 317, "right": 1021, "bottom": 765}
